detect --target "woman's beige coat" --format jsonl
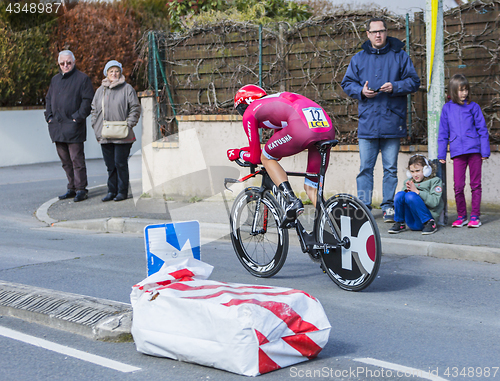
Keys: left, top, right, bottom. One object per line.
{"left": 91, "top": 75, "right": 141, "bottom": 144}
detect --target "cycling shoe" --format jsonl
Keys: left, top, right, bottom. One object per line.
{"left": 279, "top": 198, "right": 304, "bottom": 228}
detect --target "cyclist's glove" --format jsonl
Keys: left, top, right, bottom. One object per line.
{"left": 227, "top": 147, "right": 250, "bottom": 161}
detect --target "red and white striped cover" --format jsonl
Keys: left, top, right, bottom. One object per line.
{"left": 130, "top": 258, "right": 331, "bottom": 376}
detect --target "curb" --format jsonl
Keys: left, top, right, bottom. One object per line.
{"left": 0, "top": 281, "right": 132, "bottom": 342}
{"left": 382, "top": 237, "right": 500, "bottom": 264}
{"left": 36, "top": 197, "right": 59, "bottom": 225}
{"left": 49, "top": 218, "right": 500, "bottom": 264}
{"left": 39, "top": 189, "right": 500, "bottom": 265}
{"left": 36, "top": 186, "right": 232, "bottom": 241}
{"left": 51, "top": 218, "right": 231, "bottom": 240}
{"left": 36, "top": 184, "right": 112, "bottom": 226}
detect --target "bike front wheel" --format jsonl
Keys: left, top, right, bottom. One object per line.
{"left": 315, "top": 193, "right": 382, "bottom": 291}
{"left": 230, "top": 187, "right": 289, "bottom": 277}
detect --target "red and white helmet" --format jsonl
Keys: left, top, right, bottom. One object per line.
{"left": 234, "top": 84, "right": 267, "bottom": 109}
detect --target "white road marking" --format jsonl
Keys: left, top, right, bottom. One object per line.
{"left": 0, "top": 326, "right": 141, "bottom": 373}
{"left": 355, "top": 357, "right": 449, "bottom": 381}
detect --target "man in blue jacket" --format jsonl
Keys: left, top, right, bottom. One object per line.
{"left": 341, "top": 17, "right": 420, "bottom": 222}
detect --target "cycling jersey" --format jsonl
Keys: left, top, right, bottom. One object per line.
{"left": 240, "top": 92, "right": 335, "bottom": 184}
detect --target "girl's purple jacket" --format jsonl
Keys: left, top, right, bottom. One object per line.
{"left": 438, "top": 100, "right": 490, "bottom": 160}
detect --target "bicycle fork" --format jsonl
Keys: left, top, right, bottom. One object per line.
{"left": 250, "top": 196, "right": 268, "bottom": 236}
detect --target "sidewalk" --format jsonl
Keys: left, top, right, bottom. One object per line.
{"left": 39, "top": 183, "right": 500, "bottom": 263}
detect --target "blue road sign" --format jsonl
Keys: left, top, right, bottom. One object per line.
{"left": 144, "top": 221, "right": 201, "bottom": 276}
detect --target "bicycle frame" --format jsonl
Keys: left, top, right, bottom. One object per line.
{"left": 224, "top": 140, "right": 346, "bottom": 256}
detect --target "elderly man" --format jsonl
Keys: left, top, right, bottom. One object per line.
{"left": 45, "top": 50, "right": 94, "bottom": 202}
{"left": 341, "top": 17, "right": 420, "bottom": 222}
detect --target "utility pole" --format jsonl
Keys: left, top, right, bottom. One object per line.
{"left": 426, "top": 0, "right": 445, "bottom": 160}
{"left": 426, "top": 0, "right": 447, "bottom": 223}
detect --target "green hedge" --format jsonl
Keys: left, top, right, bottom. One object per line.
{"left": 0, "top": 22, "right": 57, "bottom": 106}
{"left": 0, "top": 0, "right": 155, "bottom": 107}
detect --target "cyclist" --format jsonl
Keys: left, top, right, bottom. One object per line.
{"left": 227, "top": 84, "right": 336, "bottom": 227}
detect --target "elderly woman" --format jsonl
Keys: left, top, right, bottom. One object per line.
{"left": 91, "top": 60, "right": 141, "bottom": 201}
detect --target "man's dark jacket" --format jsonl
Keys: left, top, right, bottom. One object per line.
{"left": 45, "top": 67, "right": 94, "bottom": 143}
{"left": 341, "top": 37, "right": 420, "bottom": 139}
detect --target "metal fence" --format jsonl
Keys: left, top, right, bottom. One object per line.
{"left": 143, "top": 2, "right": 500, "bottom": 145}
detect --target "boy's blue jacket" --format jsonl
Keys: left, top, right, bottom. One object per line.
{"left": 438, "top": 100, "right": 490, "bottom": 159}
{"left": 341, "top": 37, "right": 421, "bottom": 139}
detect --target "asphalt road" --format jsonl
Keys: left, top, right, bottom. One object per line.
{"left": 0, "top": 160, "right": 499, "bottom": 380}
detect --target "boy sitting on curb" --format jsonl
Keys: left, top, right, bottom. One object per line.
{"left": 389, "top": 154, "right": 445, "bottom": 235}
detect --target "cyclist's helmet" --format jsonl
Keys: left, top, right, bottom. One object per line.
{"left": 234, "top": 85, "right": 267, "bottom": 116}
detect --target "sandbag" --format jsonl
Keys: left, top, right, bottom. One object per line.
{"left": 130, "top": 258, "right": 331, "bottom": 376}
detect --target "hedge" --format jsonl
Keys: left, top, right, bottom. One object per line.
{"left": 0, "top": 1, "right": 145, "bottom": 107}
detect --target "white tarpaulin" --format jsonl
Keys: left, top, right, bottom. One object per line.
{"left": 130, "top": 258, "right": 331, "bottom": 376}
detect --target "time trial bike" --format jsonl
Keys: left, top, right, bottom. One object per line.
{"left": 224, "top": 139, "right": 382, "bottom": 291}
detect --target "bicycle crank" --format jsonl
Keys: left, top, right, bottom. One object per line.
{"left": 312, "top": 236, "right": 350, "bottom": 254}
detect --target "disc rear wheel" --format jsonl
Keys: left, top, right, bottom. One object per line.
{"left": 316, "top": 194, "right": 381, "bottom": 291}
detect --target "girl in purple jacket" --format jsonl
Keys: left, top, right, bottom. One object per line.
{"left": 438, "top": 74, "right": 490, "bottom": 228}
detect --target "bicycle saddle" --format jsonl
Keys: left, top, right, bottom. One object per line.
{"left": 314, "top": 139, "right": 339, "bottom": 151}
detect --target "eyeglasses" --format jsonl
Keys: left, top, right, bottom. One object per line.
{"left": 59, "top": 61, "right": 74, "bottom": 66}
{"left": 368, "top": 29, "right": 387, "bottom": 35}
